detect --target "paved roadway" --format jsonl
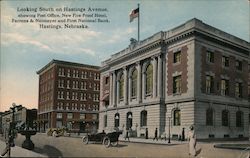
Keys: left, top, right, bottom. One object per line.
{"left": 8, "top": 133, "right": 249, "bottom": 158}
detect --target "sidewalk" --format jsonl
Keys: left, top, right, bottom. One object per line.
{"left": 118, "top": 136, "right": 188, "bottom": 145}
{"left": 0, "top": 140, "right": 46, "bottom": 157}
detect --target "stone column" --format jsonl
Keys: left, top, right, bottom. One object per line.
{"left": 137, "top": 61, "right": 142, "bottom": 103}
{"left": 128, "top": 69, "right": 131, "bottom": 102}
{"left": 124, "top": 67, "right": 128, "bottom": 105}
{"left": 157, "top": 55, "right": 162, "bottom": 99}
{"left": 109, "top": 72, "right": 113, "bottom": 106}
{"left": 113, "top": 71, "right": 117, "bottom": 107}
{"left": 152, "top": 57, "right": 157, "bottom": 98}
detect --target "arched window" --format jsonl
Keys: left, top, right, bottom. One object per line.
{"left": 206, "top": 108, "right": 213, "bottom": 126}
{"left": 119, "top": 74, "right": 124, "bottom": 100}
{"left": 173, "top": 109, "right": 181, "bottom": 126}
{"left": 140, "top": 110, "right": 147, "bottom": 127}
{"left": 114, "top": 113, "right": 120, "bottom": 127}
{"left": 126, "top": 112, "right": 133, "bottom": 129}
{"left": 131, "top": 69, "right": 138, "bottom": 98}
{"left": 145, "top": 64, "right": 153, "bottom": 95}
{"left": 236, "top": 111, "right": 243, "bottom": 127}
{"left": 222, "top": 110, "right": 229, "bottom": 126}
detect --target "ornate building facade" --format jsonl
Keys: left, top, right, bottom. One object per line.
{"left": 99, "top": 18, "right": 250, "bottom": 139}
{"left": 37, "top": 60, "right": 100, "bottom": 132}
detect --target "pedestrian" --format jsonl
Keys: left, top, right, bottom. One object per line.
{"left": 145, "top": 128, "right": 148, "bottom": 139}
{"left": 153, "top": 128, "right": 158, "bottom": 141}
{"left": 125, "top": 128, "right": 130, "bottom": 141}
{"left": 188, "top": 125, "right": 196, "bottom": 156}
{"left": 161, "top": 131, "right": 166, "bottom": 141}
{"left": 182, "top": 128, "right": 185, "bottom": 141}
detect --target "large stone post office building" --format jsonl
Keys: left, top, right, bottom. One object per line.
{"left": 99, "top": 18, "right": 250, "bottom": 139}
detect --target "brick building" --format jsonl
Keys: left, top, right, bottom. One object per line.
{"left": 99, "top": 18, "right": 250, "bottom": 139}
{"left": 37, "top": 60, "right": 100, "bottom": 132}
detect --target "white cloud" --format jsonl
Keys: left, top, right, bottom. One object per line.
{"left": 79, "top": 48, "right": 96, "bottom": 56}
{"left": 2, "top": 33, "right": 52, "bottom": 51}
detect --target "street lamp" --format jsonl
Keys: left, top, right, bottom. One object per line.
{"left": 2, "top": 103, "right": 18, "bottom": 157}
{"left": 168, "top": 117, "right": 172, "bottom": 144}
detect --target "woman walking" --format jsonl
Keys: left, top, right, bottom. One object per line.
{"left": 188, "top": 125, "right": 196, "bottom": 156}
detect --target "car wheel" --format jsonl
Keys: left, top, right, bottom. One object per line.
{"left": 82, "top": 136, "right": 88, "bottom": 144}
{"left": 111, "top": 141, "right": 118, "bottom": 146}
{"left": 103, "top": 138, "right": 111, "bottom": 148}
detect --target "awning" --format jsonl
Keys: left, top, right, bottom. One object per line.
{"left": 101, "top": 94, "right": 109, "bottom": 101}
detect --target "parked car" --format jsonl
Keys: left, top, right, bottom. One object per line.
{"left": 82, "top": 131, "right": 122, "bottom": 148}
{"left": 47, "top": 128, "right": 67, "bottom": 137}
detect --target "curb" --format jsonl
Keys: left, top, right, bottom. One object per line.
{"left": 214, "top": 144, "right": 250, "bottom": 150}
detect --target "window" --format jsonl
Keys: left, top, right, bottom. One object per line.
{"left": 56, "top": 113, "right": 62, "bottom": 119}
{"left": 67, "top": 113, "right": 73, "bottom": 119}
{"left": 173, "top": 51, "right": 181, "bottom": 63}
{"left": 145, "top": 64, "right": 153, "bottom": 95}
{"left": 249, "top": 114, "right": 250, "bottom": 125}
{"left": 248, "top": 85, "right": 250, "bottom": 101}
{"left": 206, "top": 108, "right": 213, "bottom": 126}
{"left": 222, "top": 110, "right": 229, "bottom": 126}
{"left": 236, "top": 60, "right": 242, "bottom": 71}
{"left": 58, "top": 68, "right": 64, "bottom": 76}
{"left": 76, "top": 81, "right": 78, "bottom": 89}
{"left": 173, "top": 75, "right": 181, "bottom": 94}
{"left": 126, "top": 112, "right": 132, "bottom": 129}
{"left": 140, "top": 110, "right": 147, "bottom": 127}
{"left": 67, "top": 80, "right": 70, "bottom": 89}
{"left": 221, "top": 79, "right": 229, "bottom": 96}
{"left": 173, "top": 109, "right": 181, "bottom": 126}
{"left": 105, "top": 78, "right": 108, "bottom": 85}
{"left": 236, "top": 111, "right": 243, "bottom": 127}
{"left": 131, "top": 69, "right": 138, "bottom": 98}
{"left": 235, "top": 82, "right": 242, "bottom": 98}
{"left": 206, "top": 75, "right": 214, "bottom": 94}
{"left": 66, "top": 92, "right": 70, "bottom": 100}
{"left": 104, "top": 115, "right": 107, "bottom": 127}
{"left": 57, "top": 91, "right": 64, "bottom": 99}
{"left": 80, "top": 114, "right": 85, "bottom": 119}
{"left": 67, "top": 69, "right": 71, "bottom": 77}
{"left": 83, "top": 93, "right": 87, "bottom": 100}
{"left": 119, "top": 74, "right": 124, "bottom": 100}
{"left": 206, "top": 50, "right": 214, "bottom": 63}
{"left": 222, "top": 56, "right": 229, "bottom": 67}
{"left": 76, "top": 70, "right": 79, "bottom": 78}
{"left": 114, "top": 113, "right": 120, "bottom": 127}
{"left": 84, "top": 82, "right": 87, "bottom": 90}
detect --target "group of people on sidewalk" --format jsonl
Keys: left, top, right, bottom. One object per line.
{"left": 122, "top": 125, "right": 199, "bottom": 157}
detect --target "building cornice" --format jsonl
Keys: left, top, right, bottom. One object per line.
{"left": 37, "top": 59, "right": 100, "bottom": 75}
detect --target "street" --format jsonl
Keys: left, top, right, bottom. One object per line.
{"left": 2, "top": 133, "right": 246, "bottom": 158}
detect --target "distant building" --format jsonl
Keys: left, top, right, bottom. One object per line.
{"left": 99, "top": 18, "right": 250, "bottom": 139}
{"left": 1, "top": 105, "right": 37, "bottom": 137}
{"left": 0, "top": 112, "right": 3, "bottom": 134}
{"left": 37, "top": 59, "right": 100, "bottom": 132}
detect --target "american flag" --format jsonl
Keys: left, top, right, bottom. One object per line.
{"left": 129, "top": 7, "right": 139, "bottom": 22}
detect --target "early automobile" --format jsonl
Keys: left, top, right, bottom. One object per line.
{"left": 82, "top": 131, "right": 122, "bottom": 148}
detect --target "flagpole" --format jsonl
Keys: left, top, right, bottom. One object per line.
{"left": 138, "top": 3, "right": 140, "bottom": 42}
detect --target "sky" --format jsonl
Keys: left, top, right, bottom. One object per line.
{"left": 0, "top": 0, "right": 249, "bottom": 112}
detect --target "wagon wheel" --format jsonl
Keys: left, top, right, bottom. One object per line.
{"left": 82, "top": 136, "right": 89, "bottom": 144}
{"left": 103, "top": 137, "right": 111, "bottom": 148}
{"left": 111, "top": 141, "right": 118, "bottom": 146}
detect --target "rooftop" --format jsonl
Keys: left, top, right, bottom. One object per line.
{"left": 37, "top": 59, "right": 100, "bottom": 74}
{"left": 102, "top": 18, "right": 249, "bottom": 66}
